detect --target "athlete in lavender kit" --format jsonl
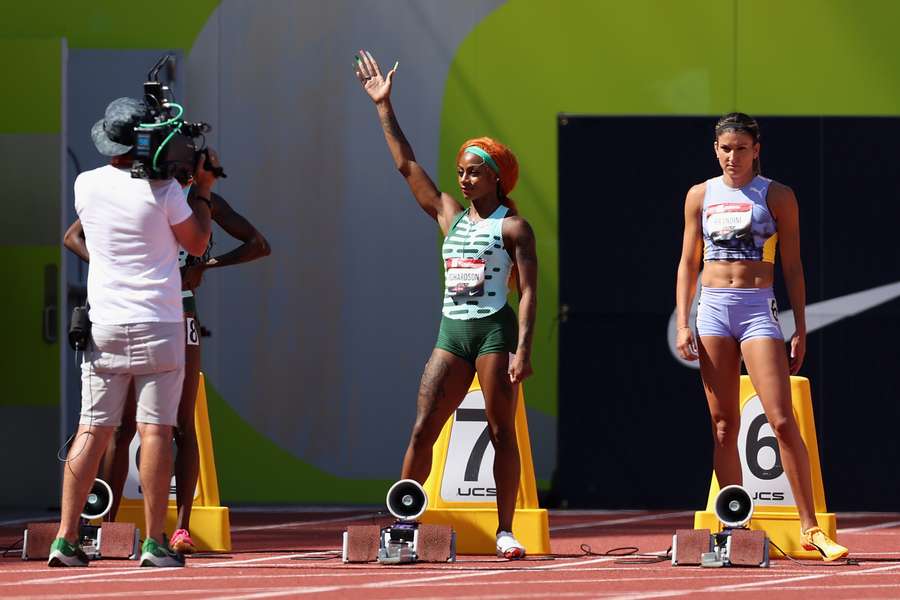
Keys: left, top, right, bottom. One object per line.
{"left": 674, "top": 113, "right": 848, "bottom": 561}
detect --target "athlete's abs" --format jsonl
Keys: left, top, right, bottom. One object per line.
{"left": 701, "top": 259, "right": 774, "bottom": 289}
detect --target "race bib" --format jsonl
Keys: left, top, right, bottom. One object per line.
{"left": 186, "top": 317, "right": 200, "bottom": 346}
{"left": 706, "top": 202, "right": 753, "bottom": 244}
{"left": 445, "top": 258, "right": 486, "bottom": 297}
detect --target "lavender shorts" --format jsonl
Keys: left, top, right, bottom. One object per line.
{"left": 696, "top": 287, "right": 784, "bottom": 342}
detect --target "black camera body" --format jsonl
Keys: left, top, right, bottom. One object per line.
{"left": 68, "top": 305, "right": 91, "bottom": 351}
{"left": 130, "top": 57, "right": 225, "bottom": 182}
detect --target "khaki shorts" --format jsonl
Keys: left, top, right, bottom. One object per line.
{"left": 80, "top": 322, "right": 185, "bottom": 427}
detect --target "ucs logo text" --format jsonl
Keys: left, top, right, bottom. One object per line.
{"left": 457, "top": 487, "right": 497, "bottom": 497}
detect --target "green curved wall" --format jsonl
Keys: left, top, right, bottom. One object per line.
{"left": 7, "top": 0, "right": 900, "bottom": 505}
{"left": 206, "top": 382, "right": 392, "bottom": 502}
{"left": 0, "top": 2, "right": 219, "bottom": 49}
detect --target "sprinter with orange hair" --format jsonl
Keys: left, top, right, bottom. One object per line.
{"left": 355, "top": 50, "right": 537, "bottom": 558}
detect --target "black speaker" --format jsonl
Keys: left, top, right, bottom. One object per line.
{"left": 81, "top": 478, "right": 113, "bottom": 520}
{"left": 386, "top": 479, "right": 427, "bottom": 520}
{"left": 714, "top": 485, "right": 753, "bottom": 528}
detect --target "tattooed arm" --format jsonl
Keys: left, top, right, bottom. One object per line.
{"left": 355, "top": 49, "right": 461, "bottom": 234}
{"left": 206, "top": 192, "right": 271, "bottom": 269}
{"left": 180, "top": 191, "right": 271, "bottom": 291}
{"left": 505, "top": 216, "right": 538, "bottom": 384}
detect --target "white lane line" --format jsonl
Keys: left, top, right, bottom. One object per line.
{"left": 14, "top": 567, "right": 182, "bottom": 586}
{"left": 0, "top": 572, "right": 784, "bottom": 587}
{"left": 10, "top": 559, "right": 645, "bottom": 581}
{"left": 379, "top": 574, "right": 792, "bottom": 587}
{"left": 415, "top": 594, "right": 614, "bottom": 600}
{"left": 839, "top": 519, "right": 900, "bottom": 534}
{"left": 550, "top": 511, "right": 693, "bottom": 532}
{"left": 0, "top": 571, "right": 481, "bottom": 586}
{"left": 209, "top": 555, "right": 630, "bottom": 600}
{"left": 713, "top": 564, "right": 900, "bottom": 590}
{"left": 196, "top": 551, "right": 339, "bottom": 568}
{"left": 607, "top": 562, "right": 900, "bottom": 599}
{"left": 763, "top": 583, "right": 900, "bottom": 591}
{"left": 11, "top": 552, "right": 333, "bottom": 585}
{"left": 231, "top": 512, "right": 381, "bottom": 532}
{"left": 27, "top": 573, "right": 900, "bottom": 600}
{"left": 0, "top": 587, "right": 324, "bottom": 600}
{"left": 200, "top": 585, "right": 341, "bottom": 599}
{"left": 14, "top": 563, "right": 900, "bottom": 600}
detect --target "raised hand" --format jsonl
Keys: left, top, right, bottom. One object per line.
{"left": 354, "top": 49, "right": 396, "bottom": 104}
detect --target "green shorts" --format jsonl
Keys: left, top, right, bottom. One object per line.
{"left": 435, "top": 304, "right": 518, "bottom": 365}
{"left": 182, "top": 295, "right": 197, "bottom": 316}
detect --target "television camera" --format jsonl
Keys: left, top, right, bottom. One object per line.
{"left": 131, "top": 55, "right": 226, "bottom": 182}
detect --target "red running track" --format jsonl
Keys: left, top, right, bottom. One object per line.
{"left": 2, "top": 509, "right": 900, "bottom": 599}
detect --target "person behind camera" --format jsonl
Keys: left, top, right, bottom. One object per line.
{"left": 49, "top": 97, "right": 217, "bottom": 568}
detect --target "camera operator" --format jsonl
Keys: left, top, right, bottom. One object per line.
{"left": 63, "top": 181, "right": 270, "bottom": 554}
{"left": 49, "top": 97, "right": 218, "bottom": 568}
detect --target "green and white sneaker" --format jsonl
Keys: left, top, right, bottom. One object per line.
{"left": 140, "top": 535, "right": 185, "bottom": 567}
{"left": 48, "top": 537, "right": 89, "bottom": 567}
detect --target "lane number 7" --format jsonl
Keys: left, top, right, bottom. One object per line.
{"left": 456, "top": 408, "right": 490, "bottom": 482}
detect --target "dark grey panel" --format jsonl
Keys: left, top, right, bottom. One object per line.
{"left": 0, "top": 406, "right": 60, "bottom": 508}
{"left": 0, "top": 134, "right": 60, "bottom": 246}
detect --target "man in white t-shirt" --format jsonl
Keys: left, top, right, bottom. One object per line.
{"left": 49, "top": 97, "right": 217, "bottom": 568}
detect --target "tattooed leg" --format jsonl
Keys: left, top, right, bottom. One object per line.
{"left": 400, "top": 349, "right": 474, "bottom": 482}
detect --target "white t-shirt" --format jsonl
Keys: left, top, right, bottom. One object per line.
{"left": 75, "top": 165, "right": 193, "bottom": 324}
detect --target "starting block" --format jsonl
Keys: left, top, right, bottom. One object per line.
{"left": 342, "top": 480, "right": 456, "bottom": 564}
{"left": 342, "top": 525, "right": 381, "bottom": 563}
{"left": 674, "top": 485, "right": 769, "bottom": 568}
{"left": 23, "top": 478, "right": 139, "bottom": 560}
{"left": 672, "top": 528, "right": 769, "bottom": 568}
{"left": 23, "top": 522, "right": 140, "bottom": 561}
{"left": 22, "top": 522, "right": 58, "bottom": 560}
{"left": 670, "top": 529, "right": 711, "bottom": 565}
